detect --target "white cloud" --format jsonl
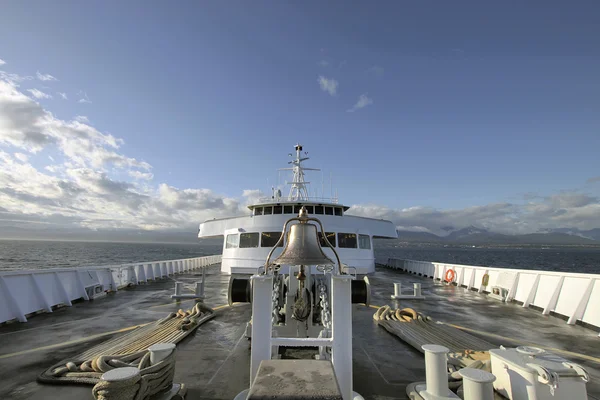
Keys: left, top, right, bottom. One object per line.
{"left": 1, "top": 79, "right": 146, "bottom": 169}
{"left": 57, "top": 92, "right": 68, "bottom": 100}
{"left": 0, "top": 71, "right": 33, "bottom": 84}
{"left": 36, "top": 71, "right": 58, "bottom": 81}
{"left": 317, "top": 76, "right": 338, "bottom": 96}
{"left": 367, "top": 65, "right": 384, "bottom": 77}
{"left": 128, "top": 170, "right": 154, "bottom": 181}
{"left": 0, "top": 73, "right": 253, "bottom": 232}
{"left": 77, "top": 91, "right": 91, "bottom": 104}
{"left": 346, "top": 93, "right": 373, "bottom": 112}
{"left": 13, "top": 152, "right": 28, "bottom": 163}
{"left": 319, "top": 60, "right": 329, "bottom": 67}
{"left": 348, "top": 191, "right": 600, "bottom": 235}
{"left": 0, "top": 59, "right": 6, "bottom": 66}
{"left": 27, "top": 88, "right": 52, "bottom": 99}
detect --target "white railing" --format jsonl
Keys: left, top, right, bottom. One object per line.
{"left": 0, "top": 254, "right": 222, "bottom": 324}
{"left": 384, "top": 258, "right": 600, "bottom": 333}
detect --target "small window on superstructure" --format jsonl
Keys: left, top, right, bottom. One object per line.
{"left": 335, "top": 207, "right": 342, "bottom": 216}
{"left": 305, "top": 205, "right": 314, "bottom": 214}
{"left": 338, "top": 233, "right": 357, "bottom": 248}
{"left": 284, "top": 205, "right": 293, "bottom": 214}
{"left": 358, "top": 234, "right": 371, "bottom": 250}
{"left": 325, "top": 207, "right": 334, "bottom": 215}
{"left": 318, "top": 232, "right": 336, "bottom": 247}
{"left": 261, "top": 232, "right": 284, "bottom": 247}
{"left": 254, "top": 207, "right": 263, "bottom": 216}
{"left": 274, "top": 205, "right": 283, "bottom": 214}
{"left": 239, "top": 233, "right": 259, "bottom": 248}
{"left": 225, "top": 234, "right": 239, "bottom": 249}
{"left": 294, "top": 205, "right": 302, "bottom": 214}
{"left": 315, "top": 206, "right": 324, "bottom": 214}
{"left": 264, "top": 206, "right": 273, "bottom": 215}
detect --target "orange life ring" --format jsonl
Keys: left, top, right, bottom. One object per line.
{"left": 444, "top": 269, "right": 456, "bottom": 283}
{"left": 482, "top": 273, "right": 490, "bottom": 286}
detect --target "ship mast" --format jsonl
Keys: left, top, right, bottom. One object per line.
{"left": 279, "top": 144, "right": 320, "bottom": 201}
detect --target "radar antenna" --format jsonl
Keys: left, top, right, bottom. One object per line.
{"left": 278, "top": 144, "right": 320, "bottom": 201}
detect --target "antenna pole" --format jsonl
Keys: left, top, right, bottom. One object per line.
{"left": 330, "top": 172, "right": 332, "bottom": 200}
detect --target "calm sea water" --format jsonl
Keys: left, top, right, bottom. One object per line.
{"left": 0, "top": 239, "right": 598, "bottom": 274}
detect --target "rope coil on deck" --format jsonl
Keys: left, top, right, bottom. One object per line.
{"left": 38, "top": 302, "right": 214, "bottom": 399}
{"left": 373, "top": 305, "right": 494, "bottom": 370}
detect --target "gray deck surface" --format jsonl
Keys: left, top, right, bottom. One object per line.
{"left": 0, "top": 264, "right": 598, "bottom": 400}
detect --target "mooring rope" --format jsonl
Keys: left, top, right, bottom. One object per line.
{"left": 373, "top": 305, "right": 494, "bottom": 370}
{"left": 38, "top": 302, "right": 215, "bottom": 390}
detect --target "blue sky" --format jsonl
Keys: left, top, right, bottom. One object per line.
{"left": 1, "top": 1, "right": 599, "bottom": 235}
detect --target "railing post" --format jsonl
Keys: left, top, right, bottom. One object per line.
{"left": 331, "top": 274, "right": 353, "bottom": 400}
{"left": 30, "top": 274, "right": 53, "bottom": 313}
{"left": 146, "top": 263, "right": 154, "bottom": 280}
{"left": 76, "top": 272, "right": 90, "bottom": 301}
{"left": 53, "top": 272, "right": 72, "bottom": 306}
{"left": 0, "top": 276, "right": 27, "bottom": 322}
{"left": 523, "top": 274, "right": 540, "bottom": 308}
{"left": 543, "top": 276, "right": 565, "bottom": 315}
{"left": 249, "top": 275, "right": 273, "bottom": 386}
{"left": 568, "top": 278, "right": 595, "bottom": 325}
{"left": 137, "top": 264, "right": 146, "bottom": 283}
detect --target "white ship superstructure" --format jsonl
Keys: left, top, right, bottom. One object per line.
{"left": 198, "top": 144, "right": 398, "bottom": 274}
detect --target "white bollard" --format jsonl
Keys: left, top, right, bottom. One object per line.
{"left": 195, "top": 281, "right": 204, "bottom": 298}
{"left": 422, "top": 344, "right": 450, "bottom": 397}
{"left": 174, "top": 282, "right": 182, "bottom": 296}
{"left": 414, "top": 283, "right": 422, "bottom": 297}
{"left": 459, "top": 368, "right": 496, "bottom": 400}
{"left": 394, "top": 283, "right": 402, "bottom": 297}
{"left": 148, "top": 343, "right": 176, "bottom": 365}
{"left": 101, "top": 367, "right": 140, "bottom": 383}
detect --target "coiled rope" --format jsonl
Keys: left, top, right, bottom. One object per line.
{"left": 373, "top": 305, "right": 493, "bottom": 370}
{"left": 38, "top": 302, "right": 214, "bottom": 390}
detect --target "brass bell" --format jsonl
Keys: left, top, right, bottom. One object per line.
{"left": 273, "top": 223, "right": 334, "bottom": 266}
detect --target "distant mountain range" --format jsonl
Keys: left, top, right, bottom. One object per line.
{"left": 1, "top": 222, "right": 599, "bottom": 246}
{"left": 396, "top": 227, "right": 600, "bottom": 245}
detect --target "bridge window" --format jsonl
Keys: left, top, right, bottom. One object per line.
{"left": 338, "top": 233, "right": 357, "bottom": 248}
{"left": 261, "top": 232, "right": 284, "bottom": 247}
{"left": 358, "top": 234, "right": 371, "bottom": 250}
{"left": 240, "top": 233, "right": 259, "bottom": 248}
{"left": 254, "top": 207, "right": 263, "bottom": 216}
{"left": 284, "top": 205, "right": 293, "bottom": 214}
{"left": 318, "top": 232, "right": 336, "bottom": 248}
{"left": 294, "top": 205, "right": 302, "bottom": 214}
{"left": 325, "top": 207, "right": 334, "bottom": 215}
{"left": 305, "top": 205, "right": 314, "bottom": 214}
{"left": 225, "top": 234, "right": 239, "bottom": 249}
{"left": 335, "top": 207, "right": 343, "bottom": 216}
{"left": 264, "top": 206, "right": 273, "bottom": 215}
{"left": 274, "top": 205, "right": 283, "bottom": 214}
{"left": 314, "top": 206, "right": 324, "bottom": 215}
